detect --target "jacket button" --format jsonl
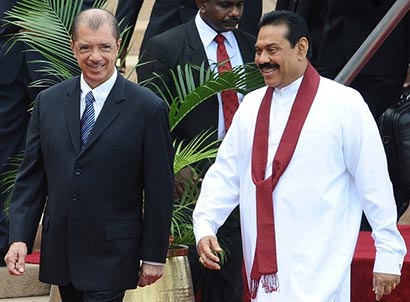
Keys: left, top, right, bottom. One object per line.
{"left": 71, "top": 194, "right": 79, "bottom": 202}
{"left": 75, "top": 168, "right": 82, "bottom": 175}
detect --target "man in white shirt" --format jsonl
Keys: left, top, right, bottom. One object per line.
{"left": 137, "top": 1, "right": 256, "bottom": 301}
{"left": 193, "top": 10, "right": 407, "bottom": 302}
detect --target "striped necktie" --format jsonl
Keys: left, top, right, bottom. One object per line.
{"left": 81, "top": 91, "right": 95, "bottom": 147}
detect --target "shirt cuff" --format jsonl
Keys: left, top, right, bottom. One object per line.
{"left": 142, "top": 261, "right": 165, "bottom": 266}
{"left": 373, "top": 252, "right": 403, "bottom": 275}
{"left": 194, "top": 225, "right": 216, "bottom": 245}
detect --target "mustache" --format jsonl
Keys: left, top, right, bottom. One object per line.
{"left": 223, "top": 18, "right": 240, "bottom": 24}
{"left": 258, "top": 63, "right": 279, "bottom": 70}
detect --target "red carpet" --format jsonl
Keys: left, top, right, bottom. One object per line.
{"left": 25, "top": 251, "right": 40, "bottom": 264}
{"left": 351, "top": 225, "right": 410, "bottom": 302}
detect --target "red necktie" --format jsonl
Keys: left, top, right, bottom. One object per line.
{"left": 214, "top": 34, "right": 239, "bottom": 132}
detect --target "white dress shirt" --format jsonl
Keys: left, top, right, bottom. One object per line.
{"left": 195, "top": 13, "right": 245, "bottom": 139}
{"left": 80, "top": 69, "right": 117, "bottom": 120}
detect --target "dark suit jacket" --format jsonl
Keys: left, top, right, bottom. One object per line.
{"left": 137, "top": 18, "right": 256, "bottom": 145}
{"left": 0, "top": 0, "right": 24, "bottom": 85}
{"left": 137, "top": 18, "right": 255, "bottom": 302}
{"left": 8, "top": 74, "right": 174, "bottom": 290}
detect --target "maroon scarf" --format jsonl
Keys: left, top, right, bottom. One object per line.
{"left": 249, "top": 62, "right": 320, "bottom": 298}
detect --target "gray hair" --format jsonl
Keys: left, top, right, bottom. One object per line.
{"left": 71, "top": 8, "right": 120, "bottom": 41}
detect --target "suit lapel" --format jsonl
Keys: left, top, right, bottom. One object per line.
{"left": 79, "top": 74, "right": 125, "bottom": 157}
{"left": 234, "top": 30, "right": 256, "bottom": 64}
{"left": 186, "top": 20, "right": 210, "bottom": 67}
{"left": 64, "top": 78, "right": 82, "bottom": 155}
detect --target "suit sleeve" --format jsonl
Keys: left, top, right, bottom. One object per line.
{"left": 136, "top": 37, "right": 174, "bottom": 105}
{"left": 141, "top": 99, "right": 174, "bottom": 263}
{"left": 8, "top": 93, "right": 47, "bottom": 253}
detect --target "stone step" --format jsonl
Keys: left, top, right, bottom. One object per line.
{"left": 0, "top": 295, "right": 49, "bottom": 302}
{"left": 0, "top": 225, "right": 47, "bottom": 299}
{"left": 0, "top": 265, "right": 50, "bottom": 299}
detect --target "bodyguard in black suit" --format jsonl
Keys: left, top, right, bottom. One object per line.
{"left": 4, "top": 9, "right": 174, "bottom": 302}
{"left": 138, "top": 1, "right": 255, "bottom": 144}
{"left": 298, "top": 0, "right": 409, "bottom": 119}
{"left": 0, "top": 0, "right": 44, "bottom": 265}
{"left": 137, "top": 1, "right": 255, "bottom": 301}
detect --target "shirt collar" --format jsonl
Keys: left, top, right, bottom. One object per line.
{"left": 275, "top": 76, "right": 303, "bottom": 97}
{"left": 195, "top": 12, "right": 237, "bottom": 49}
{"left": 80, "top": 69, "right": 118, "bottom": 102}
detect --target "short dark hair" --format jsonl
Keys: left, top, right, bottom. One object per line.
{"left": 259, "top": 10, "right": 312, "bottom": 59}
{"left": 71, "top": 8, "right": 120, "bottom": 41}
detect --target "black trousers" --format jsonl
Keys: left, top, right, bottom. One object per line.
{"left": 0, "top": 50, "right": 36, "bottom": 260}
{"left": 58, "top": 284, "right": 125, "bottom": 302}
{"left": 189, "top": 207, "right": 243, "bottom": 302}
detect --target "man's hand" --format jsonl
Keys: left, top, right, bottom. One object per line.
{"left": 197, "top": 235, "right": 222, "bottom": 270}
{"left": 373, "top": 272, "right": 400, "bottom": 301}
{"left": 4, "top": 242, "right": 27, "bottom": 275}
{"left": 138, "top": 263, "right": 165, "bottom": 287}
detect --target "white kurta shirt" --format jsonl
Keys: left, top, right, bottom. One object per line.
{"left": 193, "top": 76, "right": 407, "bottom": 302}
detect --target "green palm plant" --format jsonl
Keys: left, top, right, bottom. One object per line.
{"left": 145, "top": 63, "right": 264, "bottom": 246}
{"left": 1, "top": 0, "right": 265, "bottom": 246}
{"left": 2, "top": 0, "right": 107, "bottom": 86}
{"left": 143, "top": 61, "right": 265, "bottom": 131}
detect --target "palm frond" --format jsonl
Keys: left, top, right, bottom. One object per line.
{"left": 168, "top": 63, "right": 264, "bottom": 130}
{"left": 173, "top": 129, "right": 219, "bottom": 175}
{"left": 169, "top": 176, "right": 201, "bottom": 246}
{"left": 1, "top": 154, "right": 24, "bottom": 215}
{"left": 2, "top": 0, "right": 108, "bottom": 84}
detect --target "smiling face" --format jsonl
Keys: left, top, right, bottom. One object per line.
{"left": 255, "top": 24, "right": 308, "bottom": 88}
{"left": 70, "top": 22, "right": 120, "bottom": 89}
{"left": 197, "top": 0, "right": 244, "bottom": 32}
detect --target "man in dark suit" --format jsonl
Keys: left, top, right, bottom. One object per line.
{"left": 0, "top": 0, "right": 102, "bottom": 268}
{"left": 4, "top": 8, "right": 174, "bottom": 302}
{"left": 0, "top": 0, "right": 44, "bottom": 266}
{"left": 298, "top": 0, "right": 409, "bottom": 119}
{"left": 296, "top": 0, "right": 410, "bottom": 227}
{"left": 137, "top": 1, "right": 256, "bottom": 301}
